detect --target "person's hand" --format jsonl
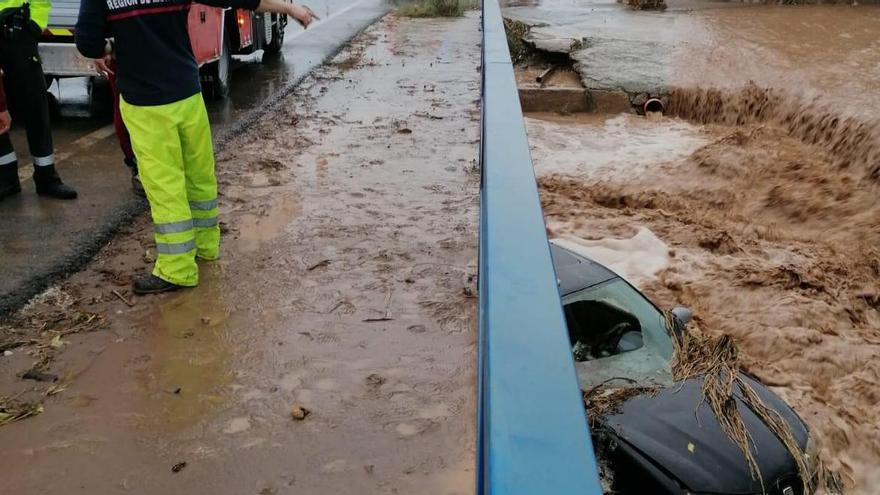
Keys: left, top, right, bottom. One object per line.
{"left": 0, "top": 110, "right": 11, "bottom": 134}
{"left": 289, "top": 4, "right": 318, "bottom": 28}
{"left": 94, "top": 55, "right": 114, "bottom": 78}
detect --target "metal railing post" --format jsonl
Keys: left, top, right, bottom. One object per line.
{"left": 477, "top": 1, "right": 604, "bottom": 493}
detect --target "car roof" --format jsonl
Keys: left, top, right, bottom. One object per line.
{"left": 550, "top": 241, "right": 618, "bottom": 296}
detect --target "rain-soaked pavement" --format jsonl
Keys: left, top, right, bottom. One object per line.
{"left": 0, "top": 10, "right": 480, "bottom": 495}
{"left": 0, "top": 0, "right": 390, "bottom": 315}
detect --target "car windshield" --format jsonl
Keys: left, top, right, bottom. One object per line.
{"left": 562, "top": 278, "right": 674, "bottom": 389}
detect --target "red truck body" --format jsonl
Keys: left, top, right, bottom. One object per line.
{"left": 188, "top": 5, "right": 226, "bottom": 66}
{"left": 187, "top": 5, "right": 262, "bottom": 67}
{"left": 39, "top": 2, "right": 290, "bottom": 100}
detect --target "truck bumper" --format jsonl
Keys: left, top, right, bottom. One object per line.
{"left": 38, "top": 42, "right": 99, "bottom": 77}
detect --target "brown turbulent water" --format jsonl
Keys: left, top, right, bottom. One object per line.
{"left": 526, "top": 81, "right": 880, "bottom": 494}
{"left": 667, "top": 85, "right": 880, "bottom": 182}
{"left": 533, "top": 113, "right": 880, "bottom": 492}
{"left": 512, "top": 3, "right": 880, "bottom": 489}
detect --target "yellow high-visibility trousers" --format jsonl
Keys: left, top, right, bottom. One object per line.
{"left": 120, "top": 92, "right": 220, "bottom": 286}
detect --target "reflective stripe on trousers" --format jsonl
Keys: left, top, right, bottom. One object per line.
{"left": 120, "top": 93, "right": 220, "bottom": 286}
{"left": 0, "top": 152, "right": 17, "bottom": 166}
{"left": 32, "top": 154, "right": 55, "bottom": 166}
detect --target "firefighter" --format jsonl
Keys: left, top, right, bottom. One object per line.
{"left": 94, "top": 56, "right": 145, "bottom": 197}
{"left": 75, "top": 0, "right": 315, "bottom": 294}
{"left": 0, "top": 0, "right": 77, "bottom": 201}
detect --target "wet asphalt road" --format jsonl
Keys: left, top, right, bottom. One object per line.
{"left": 0, "top": 0, "right": 390, "bottom": 315}
{"left": 0, "top": 13, "right": 481, "bottom": 492}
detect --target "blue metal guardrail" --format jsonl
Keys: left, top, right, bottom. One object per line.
{"left": 477, "top": 1, "right": 604, "bottom": 493}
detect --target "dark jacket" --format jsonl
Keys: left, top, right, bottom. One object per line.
{"left": 75, "top": 0, "right": 259, "bottom": 106}
{"left": 0, "top": 73, "right": 6, "bottom": 112}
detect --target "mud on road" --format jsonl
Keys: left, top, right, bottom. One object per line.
{"left": 0, "top": 13, "right": 481, "bottom": 494}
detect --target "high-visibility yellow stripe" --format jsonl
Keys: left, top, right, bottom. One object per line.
{"left": 47, "top": 28, "right": 74, "bottom": 36}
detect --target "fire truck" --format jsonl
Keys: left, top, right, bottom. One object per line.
{"left": 38, "top": 0, "right": 291, "bottom": 107}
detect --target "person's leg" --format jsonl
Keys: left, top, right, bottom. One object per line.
{"left": 3, "top": 33, "right": 75, "bottom": 199}
{"left": 0, "top": 49, "right": 17, "bottom": 200}
{"left": 0, "top": 132, "right": 21, "bottom": 200}
{"left": 120, "top": 96, "right": 199, "bottom": 289}
{"left": 108, "top": 70, "right": 136, "bottom": 166}
{"left": 108, "top": 66, "right": 145, "bottom": 196}
{"left": 177, "top": 93, "right": 220, "bottom": 261}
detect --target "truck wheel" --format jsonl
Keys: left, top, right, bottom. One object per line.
{"left": 263, "top": 14, "right": 285, "bottom": 55}
{"left": 87, "top": 76, "right": 113, "bottom": 119}
{"left": 205, "top": 30, "right": 232, "bottom": 100}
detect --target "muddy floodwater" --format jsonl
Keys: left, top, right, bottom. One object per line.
{"left": 512, "top": 0, "right": 880, "bottom": 492}
{"left": 0, "top": 13, "right": 480, "bottom": 494}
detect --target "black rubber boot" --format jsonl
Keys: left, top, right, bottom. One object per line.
{"left": 0, "top": 163, "right": 21, "bottom": 201}
{"left": 33, "top": 165, "right": 77, "bottom": 199}
{"left": 132, "top": 174, "right": 146, "bottom": 197}
{"left": 125, "top": 157, "right": 146, "bottom": 198}
{"left": 132, "top": 274, "right": 185, "bottom": 295}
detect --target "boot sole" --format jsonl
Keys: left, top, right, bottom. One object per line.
{"left": 36, "top": 191, "right": 78, "bottom": 200}
{"left": 132, "top": 284, "right": 184, "bottom": 295}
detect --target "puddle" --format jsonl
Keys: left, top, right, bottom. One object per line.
{"left": 223, "top": 417, "right": 252, "bottom": 434}
{"left": 134, "top": 270, "right": 235, "bottom": 431}
{"left": 235, "top": 194, "right": 300, "bottom": 252}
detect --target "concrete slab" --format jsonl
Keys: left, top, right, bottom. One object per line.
{"left": 519, "top": 87, "right": 590, "bottom": 113}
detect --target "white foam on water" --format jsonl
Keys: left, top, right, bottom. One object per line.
{"left": 525, "top": 113, "right": 708, "bottom": 180}
{"left": 552, "top": 226, "right": 670, "bottom": 286}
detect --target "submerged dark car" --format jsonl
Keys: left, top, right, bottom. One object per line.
{"left": 550, "top": 241, "right": 817, "bottom": 495}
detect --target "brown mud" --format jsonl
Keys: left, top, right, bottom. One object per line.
{"left": 531, "top": 112, "right": 880, "bottom": 491}
{"left": 0, "top": 13, "right": 480, "bottom": 494}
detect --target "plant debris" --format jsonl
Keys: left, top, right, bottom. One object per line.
{"left": 583, "top": 378, "right": 657, "bottom": 429}
{"left": 0, "top": 395, "right": 44, "bottom": 426}
{"left": 664, "top": 312, "right": 844, "bottom": 494}
{"left": 502, "top": 17, "right": 531, "bottom": 64}
{"left": 111, "top": 289, "right": 134, "bottom": 307}
{"left": 307, "top": 259, "right": 331, "bottom": 271}
{"left": 396, "top": 0, "right": 472, "bottom": 18}
{"left": 618, "top": 0, "right": 667, "bottom": 10}
{"left": 581, "top": 313, "right": 844, "bottom": 494}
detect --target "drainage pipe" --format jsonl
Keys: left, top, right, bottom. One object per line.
{"left": 536, "top": 66, "right": 555, "bottom": 86}
{"left": 644, "top": 97, "right": 665, "bottom": 114}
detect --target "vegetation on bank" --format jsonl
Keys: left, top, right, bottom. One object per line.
{"left": 396, "top": 0, "right": 474, "bottom": 17}
{"left": 618, "top": 0, "right": 667, "bottom": 10}
{"left": 502, "top": 17, "right": 531, "bottom": 63}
